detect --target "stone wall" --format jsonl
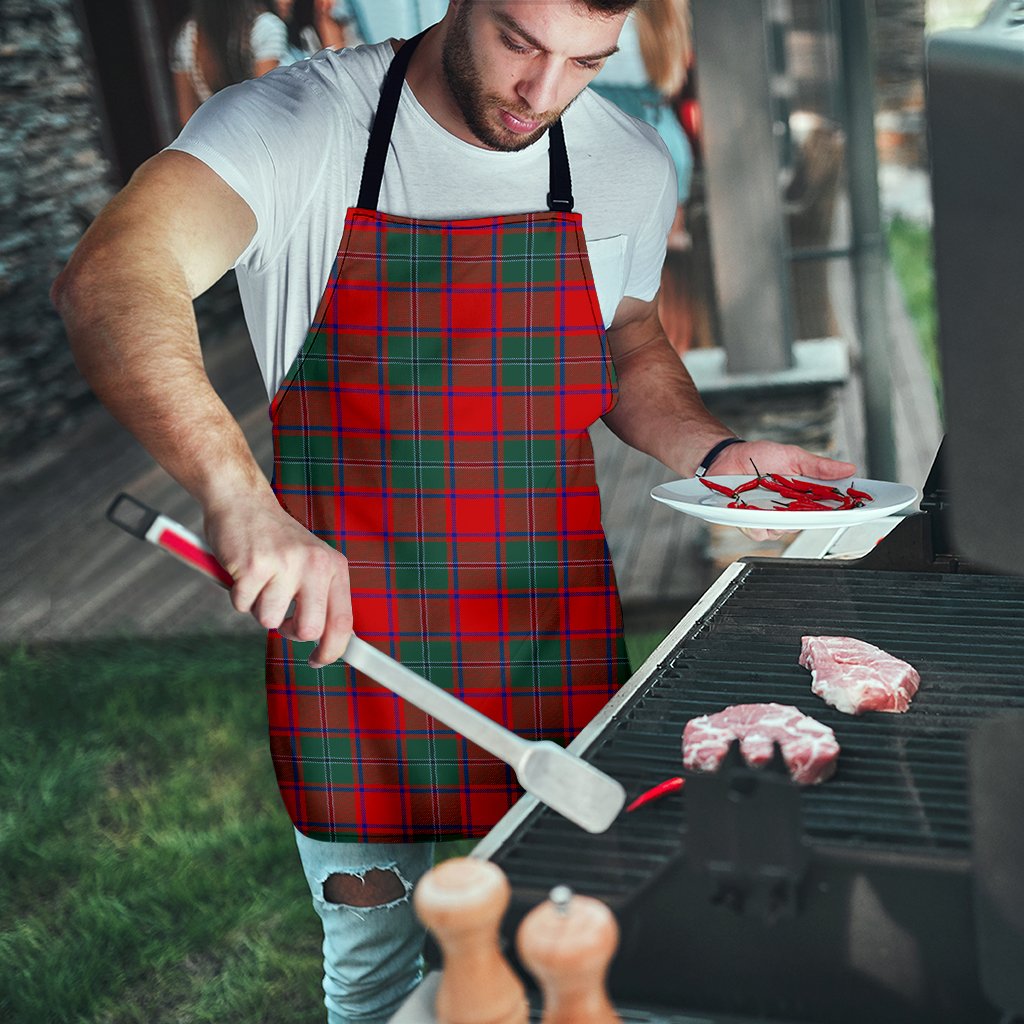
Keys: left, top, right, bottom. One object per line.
{"left": 0, "top": 0, "right": 116, "bottom": 462}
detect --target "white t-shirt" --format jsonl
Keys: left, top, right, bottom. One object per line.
{"left": 168, "top": 40, "right": 677, "bottom": 398}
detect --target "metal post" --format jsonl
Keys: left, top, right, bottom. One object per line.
{"left": 129, "top": 0, "right": 178, "bottom": 149}
{"left": 837, "top": 0, "right": 898, "bottom": 480}
{"left": 691, "top": 0, "right": 794, "bottom": 374}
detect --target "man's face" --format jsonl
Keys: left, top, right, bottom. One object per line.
{"left": 441, "top": 1, "right": 626, "bottom": 151}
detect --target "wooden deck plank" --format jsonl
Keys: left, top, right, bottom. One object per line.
{"left": 0, "top": 321, "right": 269, "bottom": 643}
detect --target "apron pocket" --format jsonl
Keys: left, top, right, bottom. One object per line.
{"left": 584, "top": 234, "right": 627, "bottom": 329}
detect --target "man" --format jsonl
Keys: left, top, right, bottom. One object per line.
{"left": 52, "top": 1, "right": 854, "bottom": 1020}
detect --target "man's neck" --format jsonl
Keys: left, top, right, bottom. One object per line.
{"left": 401, "top": 23, "right": 494, "bottom": 150}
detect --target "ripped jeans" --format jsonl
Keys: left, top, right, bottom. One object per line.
{"left": 294, "top": 829, "right": 436, "bottom": 1024}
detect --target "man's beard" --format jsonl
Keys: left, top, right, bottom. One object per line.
{"left": 441, "top": 3, "right": 559, "bottom": 151}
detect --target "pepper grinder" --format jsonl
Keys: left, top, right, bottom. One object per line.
{"left": 413, "top": 857, "right": 528, "bottom": 1024}
{"left": 516, "top": 885, "right": 621, "bottom": 1024}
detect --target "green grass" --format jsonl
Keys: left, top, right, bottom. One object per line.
{"left": 1, "top": 630, "right": 667, "bottom": 1023}
{"left": 887, "top": 216, "right": 941, "bottom": 403}
{"left": 625, "top": 632, "right": 669, "bottom": 671}
{"left": 0, "top": 637, "right": 321, "bottom": 1024}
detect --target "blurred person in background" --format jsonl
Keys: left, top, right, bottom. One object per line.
{"left": 171, "top": 0, "right": 289, "bottom": 126}
{"left": 592, "top": 0, "right": 693, "bottom": 208}
{"left": 334, "top": 0, "right": 449, "bottom": 45}
{"left": 592, "top": 0, "right": 695, "bottom": 348}
{"left": 277, "top": 0, "right": 350, "bottom": 62}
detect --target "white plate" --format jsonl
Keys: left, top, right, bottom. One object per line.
{"left": 650, "top": 476, "right": 920, "bottom": 530}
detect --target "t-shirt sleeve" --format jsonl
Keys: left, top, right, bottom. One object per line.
{"left": 251, "top": 12, "right": 289, "bottom": 63}
{"left": 623, "top": 133, "right": 678, "bottom": 302}
{"left": 165, "top": 66, "right": 342, "bottom": 272}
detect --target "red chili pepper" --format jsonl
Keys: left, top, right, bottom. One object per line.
{"left": 772, "top": 473, "right": 847, "bottom": 499}
{"left": 762, "top": 479, "right": 824, "bottom": 502}
{"left": 699, "top": 477, "right": 737, "bottom": 498}
{"left": 625, "top": 776, "right": 685, "bottom": 812}
{"left": 758, "top": 477, "right": 799, "bottom": 496}
{"left": 780, "top": 497, "right": 835, "bottom": 511}
{"left": 734, "top": 477, "right": 762, "bottom": 494}
{"left": 846, "top": 486, "right": 873, "bottom": 502}
{"left": 768, "top": 473, "right": 814, "bottom": 493}
{"left": 798, "top": 478, "right": 843, "bottom": 498}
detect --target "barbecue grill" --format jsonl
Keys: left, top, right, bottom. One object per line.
{"left": 385, "top": 441, "right": 1014, "bottom": 1024}
{"left": 393, "top": 7, "right": 1024, "bottom": 1022}
{"left": 469, "top": 449, "right": 1024, "bottom": 1023}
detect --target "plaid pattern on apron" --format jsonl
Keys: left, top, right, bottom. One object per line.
{"left": 266, "top": 32, "right": 630, "bottom": 841}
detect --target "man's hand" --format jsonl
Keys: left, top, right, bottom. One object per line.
{"left": 204, "top": 495, "right": 353, "bottom": 668}
{"left": 707, "top": 440, "right": 857, "bottom": 542}
{"left": 709, "top": 439, "right": 855, "bottom": 482}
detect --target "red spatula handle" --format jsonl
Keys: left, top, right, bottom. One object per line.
{"left": 106, "top": 492, "right": 234, "bottom": 589}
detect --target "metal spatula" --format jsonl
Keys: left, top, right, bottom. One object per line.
{"left": 107, "top": 493, "right": 626, "bottom": 834}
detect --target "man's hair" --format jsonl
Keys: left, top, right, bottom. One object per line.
{"left": 465, "top": 1, "right": 640, "bottom": 15}
{"left": 461, "top": 0, "right": 640, "bottom": 18}
{"left": 580, "top": 0, "right": 640, "bottom": 13}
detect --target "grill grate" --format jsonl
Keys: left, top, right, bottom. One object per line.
{"left": 492, "top": 563, "right": 1024, "bottom": 903}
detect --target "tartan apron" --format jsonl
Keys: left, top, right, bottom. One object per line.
{"left": 267, "top": 31, "right": 630, "bottom": 842}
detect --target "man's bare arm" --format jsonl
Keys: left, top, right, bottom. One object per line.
{"left": 52, "top": 150, "right": 258, "bottom": 500}
{"left": 51, "top": 151, "right": 353, "bottom": 664}
{"left": 602, "top": 295, "right": 734, "bottom": 476}
{"left": 603, "top": 295, "right": 856, "bottom": 480}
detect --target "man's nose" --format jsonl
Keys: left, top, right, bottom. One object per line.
{"left": 516, "top": 61, "right": 562, "bottom": 116}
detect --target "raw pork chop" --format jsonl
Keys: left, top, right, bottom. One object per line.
{"left": 799, "top": 636, "right": 920, "bottom": 716}
{"left": 682, "top": 703, "right": 839, "bottom": 785}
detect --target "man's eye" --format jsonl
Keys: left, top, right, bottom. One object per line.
{"left": 501, "top": 34, "right": 531, "bottom": 54}
{"left": 576, "top": 58, "right": 601, "bottom": 71}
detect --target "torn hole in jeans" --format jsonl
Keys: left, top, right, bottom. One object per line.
{"left": 321, "top": 866, "right": 412, "bottom": 918}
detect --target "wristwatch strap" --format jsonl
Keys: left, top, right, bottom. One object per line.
{"left": 695, "top": 437, "right": 745, "bottom": 478}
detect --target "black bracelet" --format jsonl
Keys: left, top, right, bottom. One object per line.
{"left": 695, "top": 437, "right": 745, "bottom": 478}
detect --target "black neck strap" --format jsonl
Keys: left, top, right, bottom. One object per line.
{"left": 546, "top": 119, "right": 574, "bottom": 213}
{"left": 356, "top": 30, "right": 574, "bottom": 213}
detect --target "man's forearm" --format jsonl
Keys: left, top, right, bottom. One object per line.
{"left": 602, "top": 331, "right": 735, "bottom": 478}
{"left": 602, "top": 300, "right": 857, "bottom": 512}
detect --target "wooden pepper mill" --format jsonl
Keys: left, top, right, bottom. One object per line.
{"left": 413, "top": 856, "right": 528, "bottom": 1024}
{"left": 516, "top": 885, "right": 621, "bottom": 1024}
